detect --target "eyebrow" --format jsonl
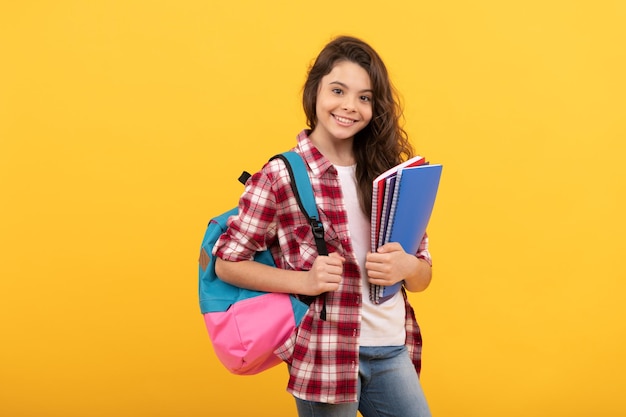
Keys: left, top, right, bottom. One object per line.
{"left": 329, "top": 81, "right": 373, "bottom": 94}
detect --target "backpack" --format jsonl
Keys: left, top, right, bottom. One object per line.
{"left": 198, "top": 151, "right": 328, "bottom": 375}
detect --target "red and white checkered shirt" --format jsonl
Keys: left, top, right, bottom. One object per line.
{"left": 214, "top": 130, "right": 430, "bottom": 404}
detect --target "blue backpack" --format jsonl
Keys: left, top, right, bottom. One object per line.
{"left": 198, "top": 151, "right": 327, "bottom": 375}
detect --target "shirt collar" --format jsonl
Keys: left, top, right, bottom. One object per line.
{"left": 295, "top": 130, "right": 336, "bottom": 179}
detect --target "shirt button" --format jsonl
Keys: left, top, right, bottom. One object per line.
{"left": 353, "top": 329, "right": 357, "bottom": 337}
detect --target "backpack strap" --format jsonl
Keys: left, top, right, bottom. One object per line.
{"left": 272, "top": 152, "right": 328, "bottom": 256}
{"left": 271, "top": 151, "right": 329, "bottom": 320}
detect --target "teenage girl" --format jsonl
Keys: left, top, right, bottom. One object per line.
{"left": 214, "top": 35, "right": 432, "bottom": 417}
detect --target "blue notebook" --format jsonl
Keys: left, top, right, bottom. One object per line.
{"left": 370, "top": 155, "right": 426, "bottom": 253}
{"left": 371, "top": 164, "right": 442, "bottom": 304}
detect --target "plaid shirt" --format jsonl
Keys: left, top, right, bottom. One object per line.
{"left": 214, "top": 130, "right": 429, "bottom": 404}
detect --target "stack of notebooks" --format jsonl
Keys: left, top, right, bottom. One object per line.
{"left": 370, "top": 155, "right": 442, "bottom": 304}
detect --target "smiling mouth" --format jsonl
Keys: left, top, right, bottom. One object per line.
{"left": 333, "top": 114, "right": 357, "bottom": 126}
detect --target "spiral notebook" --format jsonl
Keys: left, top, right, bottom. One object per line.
{"left": 371, "top": 155, "right": 426, "bottom": 253}
{"left": 370, "top": 163, "right": 442, "bottom": 304}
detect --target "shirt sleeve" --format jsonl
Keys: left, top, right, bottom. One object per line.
{"left": 415, "top": 232, "right": 432, "bottom": 266}
{"left": 213, "top": 167, "right": 278, "bottom": 262}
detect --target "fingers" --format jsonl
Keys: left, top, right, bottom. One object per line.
{"left": 376, "top": 242, "right": 404, "bottom": 253}
{"left": 365, "top": 261, "right": 392, "bottom": 281}
{"left": 328, "top": 251, "right": 346, "bottom": 262}
{"left": 319, "top": 253, "right": 344, "bottom": 281}
{"left": 304, "top": 252, "right": 345, "bottom": 295}
{"left": 366, "top": 243, "right": 406, "bottom": 287}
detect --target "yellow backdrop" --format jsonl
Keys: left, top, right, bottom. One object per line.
{"left": 1, "top": 1, "right": 625, "bottom": 416}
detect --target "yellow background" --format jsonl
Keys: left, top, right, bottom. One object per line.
{"left": 1, "top": 1, "right": 625, "bottom": 416}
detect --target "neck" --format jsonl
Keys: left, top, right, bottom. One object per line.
{"left": 309, "top": 132, "right": 355, "bottom": 166}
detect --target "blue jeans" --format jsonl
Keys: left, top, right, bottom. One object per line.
{"left": 295, "top": 346, "right": 431, "bottom": 417}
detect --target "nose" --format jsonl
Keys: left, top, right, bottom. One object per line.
{"left": 342, "top": 95, "right": 357, "bottom": 112}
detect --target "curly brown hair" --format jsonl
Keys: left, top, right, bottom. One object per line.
{"left": 303, "top": 36, "right": 414, "bottom": 216}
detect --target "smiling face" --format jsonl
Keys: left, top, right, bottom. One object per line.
{"left": 311, "top": 60, "right": 373, "bottom": 146}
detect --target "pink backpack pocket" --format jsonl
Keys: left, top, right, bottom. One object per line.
{"left": 203, "top": 292, "right": 306, "bottom": 375}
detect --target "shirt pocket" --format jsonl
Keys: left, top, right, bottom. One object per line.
{"left": 287, "top": 221, "right": 340, "bottom": 271}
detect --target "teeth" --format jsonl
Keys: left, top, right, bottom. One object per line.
{"left": 335, "top": 115, "right": 354, "bottom": 124}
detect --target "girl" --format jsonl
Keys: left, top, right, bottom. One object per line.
{"left": 214, "top": 36, "right": 432, "bottom": 417}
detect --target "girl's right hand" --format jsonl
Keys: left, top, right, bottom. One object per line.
{"left": 302, "top": 252, "right": 345, "bottom": 295}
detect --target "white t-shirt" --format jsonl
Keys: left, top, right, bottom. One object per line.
{"left": 334, "top": 164, "right": 406, "bottom": 346}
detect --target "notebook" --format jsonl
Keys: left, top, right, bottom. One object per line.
{"left": 371, "top": 155, "right": 426, "bottom": 253}
{"left": 370, "top": 163, "right": 443, "bottom": 304}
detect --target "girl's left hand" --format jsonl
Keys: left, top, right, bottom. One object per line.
{"left": 365, "top": 242, "right": 420, "bottom": 287}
